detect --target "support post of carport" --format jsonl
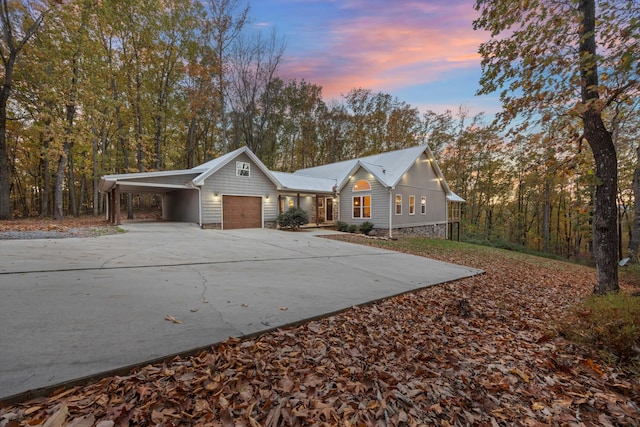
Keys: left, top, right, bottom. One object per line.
{"left": 114, "top": 184, "right": 121, "bottom": 225}
{"left": 109, "top": 190, "right": 115, "bottom": 224}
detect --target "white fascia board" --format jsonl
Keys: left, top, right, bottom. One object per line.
{"left": 192, "top": 146, "right": 280, "bottom": 188}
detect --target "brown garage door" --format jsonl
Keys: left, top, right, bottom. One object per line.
{"left": 222, "top": 195, "right": 262, "bottom": 229}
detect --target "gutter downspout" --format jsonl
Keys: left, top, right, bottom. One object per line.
{"left": 388, "top": 188, "right": 393, "bottom": 238}
{"left": 197, "top": 186, "right": 202, "bottom": 227}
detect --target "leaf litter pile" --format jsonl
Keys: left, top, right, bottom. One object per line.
{"left": 2, "top": 235, "right": 640, "bottom": 426}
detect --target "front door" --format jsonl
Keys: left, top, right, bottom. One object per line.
{"left": 325, "top": 198, "right": 333, "bottom": 221}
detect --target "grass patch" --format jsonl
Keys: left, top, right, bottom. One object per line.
{"left": 559, "top": 293, "right": 640, "bottom": 373}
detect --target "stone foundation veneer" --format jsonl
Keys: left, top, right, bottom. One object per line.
{"left": 370, "top": 223, "right": 447, "bottom": 238}
{"left": 201, "top": 223, "right": 222, "bottom": 230}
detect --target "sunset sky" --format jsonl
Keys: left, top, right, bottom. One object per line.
{"left": 250, "top": 0, "right": 499, "bottom": 117}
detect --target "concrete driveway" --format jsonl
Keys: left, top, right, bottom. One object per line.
{"left": 0, "top": 223, "right": 481, "bottom": 401}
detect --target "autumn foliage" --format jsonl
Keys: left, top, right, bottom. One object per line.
{"left": 1, "top": 235, "right": 639, "bottom": 425}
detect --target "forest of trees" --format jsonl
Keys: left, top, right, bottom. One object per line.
{"left": 0, "top": 0, "right": 638, "bottom": 269}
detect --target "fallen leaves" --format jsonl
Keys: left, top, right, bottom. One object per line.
{"left": 1, "top": 236, "right": 639, "bottom": 425}
{"left": 165, "top": 315, "right": 182, "bottom": 324}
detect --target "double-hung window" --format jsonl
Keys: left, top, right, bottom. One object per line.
{"left": 409, "top": 195, "right": 415, "bottom": 215}
{"left": 395, "top": 195, "right": 402, "bottom": 215}
{"left": 421, "top": 196, "right": 426, "bottom": 214}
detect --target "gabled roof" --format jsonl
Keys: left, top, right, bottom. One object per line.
{"left": 99, "top": 145, "right": 464, "bottom": 202}
{"left": 294, "top": 145, "right": 453, "bottom": 193}
{"left": 191, "top": 146, "right": 280, "bottom": 187}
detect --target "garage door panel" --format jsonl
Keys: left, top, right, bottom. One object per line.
{"left": 223, "top": 196, "right": 262, "bottom": 229}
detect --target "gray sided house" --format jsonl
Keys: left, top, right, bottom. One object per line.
{"left": 99, "top": 145, "right": 464, "bottom": 238}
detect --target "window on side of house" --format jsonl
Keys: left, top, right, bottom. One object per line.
{"left": 409, "top": 195, "right": 415, "bottom": 215}
{"left": 395, "top": 194, "right": 402, "bottom": 215}
{"left": 421, "top": 196, "right": 426, "bottom": 214}
{"left": 353, "top": 195, "right": 371, "bottom": 218}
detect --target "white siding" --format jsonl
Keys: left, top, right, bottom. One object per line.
{"left": 338, "top": 153, "right": 448, "bottom": 230}
{"left": 392, "top": 153, "right": 447, "bottom": 227}
{"left": 339, "top": 168, "right": 390, "bottom": 228}
{"left": 200, "top": 153, "right": 278, "bottom": 225}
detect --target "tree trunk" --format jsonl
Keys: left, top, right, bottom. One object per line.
{"left": 53, "top": 143, "right": 68, "bottom": 220}
{"left": 627, "top": 145, "right": 640, "bottom": 262}
{"left": 543, "top": 179, "right": 550, "bottom": 252}
{"left": 579, "top": 0, "right": 619, "bottom": 294}
{"left": 68, "top": 145, "right": 77, "bottom": 216}
{"left": 92, "top": 130, "right": 99, "bottom": 216}
{"left": 40, "top": 135, "right": 50, "bottom": 216}
{"left": 0, "top": 55, "right": 16, "bottom": 220}
{"left": 586, "top": 112, "right": 619, "bottom": 294}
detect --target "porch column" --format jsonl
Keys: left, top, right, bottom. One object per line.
{"left": 315, "top": 196, "right": 319, "bottom": 225}
{"left": 114, "top": 184, "right": 121, "bottom": 225}
{"left": 109, "top": 190, "right": 115, "bottom": 224}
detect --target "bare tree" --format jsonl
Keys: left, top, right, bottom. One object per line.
{"left": 205, "top": 0, "right": 249, "bottom": 154}
{"left": 226, "top": 29, "right": 285, "bottom": 157}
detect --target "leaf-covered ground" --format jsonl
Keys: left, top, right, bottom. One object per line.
{"left": 1, "top": 232, "right": 639, "bottom": 426}
{"left": 0, "top": 217, "right": 119, "bottom": 239}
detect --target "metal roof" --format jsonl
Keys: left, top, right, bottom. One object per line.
{"left": 295, "top": 145, "right": 441, "bottom": 190}
{"left": 271, "top": 171, "right": 336, "bottom": 193}
{"left": 99, "top": 145, "right": 463, "bottom": 202}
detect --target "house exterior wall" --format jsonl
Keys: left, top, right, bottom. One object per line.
{"left": 200, "top": 152, "right": 278, "bottom": 227}
{"left": 162, "top": 189, "right": 199, "bottom": 223}
{"left": 339, "top": 153, "right": 448, "bottom": 236}
{"left": 391, "top": 153, "right": 447, "bottom": 228}
{"left": 339, "top": 168, "right": 390, "bottom": 228}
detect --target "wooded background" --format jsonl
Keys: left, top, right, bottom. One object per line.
{"left": 0, "top": 0, "right": 638, "bottom": 264}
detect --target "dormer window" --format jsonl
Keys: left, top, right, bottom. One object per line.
{"left": 353, "top": 179, "right": 371, "bottom": 192}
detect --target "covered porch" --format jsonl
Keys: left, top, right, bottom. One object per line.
{"left": 278, "top": 192, "right": 338, "bottom": 226}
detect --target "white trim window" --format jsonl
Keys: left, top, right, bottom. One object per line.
{"left": 353, "top": 179, "right": 371, "bottom": 192}
{"left": 353, "top": 195, "right": 371, "bottom": 218}
{"left": 409, "top": 195, "right": 415, "bottom": 215}
{"left": 421, "top": 196, "right": 426, "bottom": 214}
{"left": 236, "top": 161, "right": 250, "bottom": 177}
{"left": 395, "top": 195, "right": 402, "bottom": 215}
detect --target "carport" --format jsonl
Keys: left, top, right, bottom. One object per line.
{"left": 99, "top": 170, "right": 201, "bottom": 226}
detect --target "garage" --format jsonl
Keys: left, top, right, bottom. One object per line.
{"left": 222, "top": 195, "right": 263, "bottom": 229}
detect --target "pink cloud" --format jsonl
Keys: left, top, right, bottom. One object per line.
{"left": 278, "top": 0, "right": 485, "bottom": 100}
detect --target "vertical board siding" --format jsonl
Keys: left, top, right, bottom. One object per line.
{"left": 200, "top": 153, "right": 278, "bottom": 225}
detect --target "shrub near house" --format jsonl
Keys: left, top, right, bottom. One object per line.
{"left": 277, "top": 207, "right": 309, "bottom": 230}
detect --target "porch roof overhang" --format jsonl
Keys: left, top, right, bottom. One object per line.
{"left": 447, "top": 192, "right": 466, "bottom": 203}
{"left": 271, "top": 171, "right": 336, "bottom": 194}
